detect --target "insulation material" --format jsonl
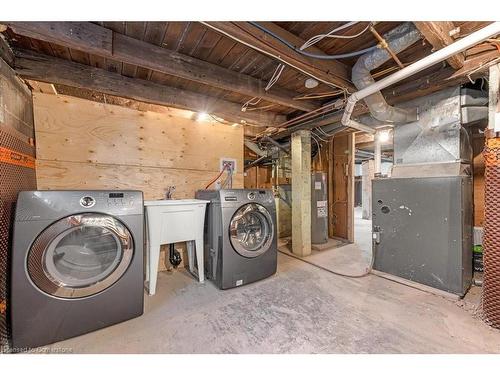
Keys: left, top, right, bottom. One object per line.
{"left": 482, "top": 136, "right": 500, "bottom": 328}
{"left": 0, "top": 58, "right": 36, "bottom": 352}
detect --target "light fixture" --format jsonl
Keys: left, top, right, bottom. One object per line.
{"left": 305, "top": 78, "right": 319, "bottom": 89}
{"left": 196, "top": 112, "right": 209, "bottom": 122}
{"left": 377, "top": 130, "right": 391, "bottom": 143}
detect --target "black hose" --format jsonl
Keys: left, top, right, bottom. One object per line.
{"left": 169, "top": 243, "right": 182, "bottom": 268}
{"left": 249, "top": 22, "right": 378, "bottom": 60}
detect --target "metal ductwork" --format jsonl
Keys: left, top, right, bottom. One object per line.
{"left": 342, "top": 22, "right": 500, "bottom": 134}
{"left": 244, "top": 139, "right": 267, "bottom": 157}
{"left": 352, "top": 22, "right": 421, "bottom": 123}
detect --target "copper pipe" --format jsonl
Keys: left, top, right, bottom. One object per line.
{"left": 370, "top": 26, "right": 405, "bottom": 69}
{"left": 276, "top": 102, "right": 337, "bottom": 128}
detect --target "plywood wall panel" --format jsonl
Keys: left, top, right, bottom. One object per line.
{"left": 36, "top": 160, "right": 243, "bottom": 200}
{"left": 33, "top": 93, "right": 243, "bottom": 173}
{"left": 33, "top": 93, "right": 244, "bottom": 199}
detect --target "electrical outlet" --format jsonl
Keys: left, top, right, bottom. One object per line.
{"left": 220, "top": 158, "right": 237, "bottom": 172}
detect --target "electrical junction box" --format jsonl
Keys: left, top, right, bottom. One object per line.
{"left": 220, "top": 158, "right": 237, "bottom": 172}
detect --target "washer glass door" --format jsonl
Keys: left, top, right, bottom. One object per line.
{"left": 27, "top": 213, "right": 134, "bottom": 298}
{"left": 229, "top": 203, "right": 274, "bottom": 258}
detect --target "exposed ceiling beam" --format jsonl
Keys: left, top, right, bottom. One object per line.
{"left": 203, "top": 21, "right": 354, "bottom": 91}
{"left": 5, "top": 22, "right": 316, "bottom": 112}
{"left": 13, "top": 49, "right": 286, "bottom": 126}
{"left": 414, "top": 22, "right": 465, "bottom": 69}
{"left": 7, "top": 22, "right": 113, "bottom": 57}
{"left": 0, "top": 34, "right": 14, "bottom": 66}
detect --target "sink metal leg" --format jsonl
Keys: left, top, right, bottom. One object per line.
{"left": 148, "top": 243, "right": 160, "bottom": 295}
{"left": 187, "top": 240, "right": 195, "bottom": 274}
{"left": 195, "top": 237, "right": 204, "bottom": 283}
{"left": 187, "top": 240, "right": 204, "bottom": 283}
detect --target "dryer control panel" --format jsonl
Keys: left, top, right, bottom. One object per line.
{"left": 15, "top": 190, "right": 144, "bottom": 221}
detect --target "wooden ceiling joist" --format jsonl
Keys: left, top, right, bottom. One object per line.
{"left": 203, "top": 22, "right": 355, "bottom": 91}
{"left": 414, "top": 22, "right": 465, "bottom": 70}
{"left": 6, "top": 22, "right": 316, "bottom": 112}
{"left": 14, "top": 48, "right": 286, "bottom": 126}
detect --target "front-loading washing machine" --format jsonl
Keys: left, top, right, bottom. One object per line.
{"left": 195, "top": 189, "right": 277, "bottom": 289}
{"left": 11, "top": 190, "right": 144, "bottom": 349}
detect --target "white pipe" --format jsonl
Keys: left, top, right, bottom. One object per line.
{"left": 374, "top": 132, "right": 382, "bottom": 175}
{"left": 342, "top": 21, "right": 500, "bottom": 132}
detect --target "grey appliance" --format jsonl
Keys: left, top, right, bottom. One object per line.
{"left": 372, "top": 177, "right": 473, "bottom": 295}
{"left": 11, "top": 190, "right": 144, "bottom": 349}
{"left": 370, "top": 86, "right": 484, "bottom": 296}
{"left": 311, "top": 172, "right": 328, "bottom": 244}
{"left": 195, "top": 189, "right": 277, "bottom": 289}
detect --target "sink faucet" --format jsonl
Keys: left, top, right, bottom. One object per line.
{"left": 165, "top": 186, "right": 176, "bottom": 200}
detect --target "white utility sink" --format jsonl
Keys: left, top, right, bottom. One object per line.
{"left": 144, "top": 198, "right": 209, "bottom": 295}
{"left": 144, "top": 199, "right": 207, "bottom": 206}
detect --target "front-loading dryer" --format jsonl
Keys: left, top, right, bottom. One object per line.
{"left": 11, "top": 190, "right": 144, "bottom": 349}
{"left": 195, "top": 189, "right": 277, "bottom": 289}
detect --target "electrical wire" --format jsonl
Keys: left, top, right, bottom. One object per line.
{"left": 205, "top": 164, "right": 229, "bottom": 189}
{"left": 221, "top": 165, "right": 234, "bottom": 189}
{"left": 316, "top": 126, "right": 337, "bottom": 138}
{"left": 242, "top": 62, "right": 286, "bottom": 112}
{"left": 265, "top": 63, "right": 286, "bottom": 91}
{"left": 245, "top": 104, "right": 276, "bottom": 111}
{"left": 243, "top": 22, "right": 371, "bottom": 112}
{"left": 294, "top": 90, "right": 344, "bottom": 100}
{"left": 242, "top": 96, "right": 263, "bottom": 111}
{"left": 301, "top": 22, "right": 372, "bottom": 51}
{"left": 277, "top": 247, "right": 373, "bottom": 278}
{"left": 249, "top": 22, "right": 379, "bottom": 60}
{"left": 299, "top": 22, "right": 358, "bottom": 50}
{"left": 200, "top": 21, "right": 345, "bottom": 90}
{"left": 208, "top": 114, "right": 231, "bottom": 125}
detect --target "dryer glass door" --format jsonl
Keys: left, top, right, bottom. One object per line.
{"left": 229, "top": 203, "right": 274, "bottom": 258}
{"left": 27, "top": 213, "right": 134, "bottom": 298}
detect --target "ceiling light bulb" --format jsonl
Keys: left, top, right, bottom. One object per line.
{"left": 305, "top": 78, "right": 319, "bottom": 89}
{"left": 377, "top": 130, "right": 391, "bottom": 143}
{"left": 197, "top": 112, "right": 208, "bottom": 122}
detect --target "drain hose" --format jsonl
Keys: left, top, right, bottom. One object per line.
{"left": 277, "top": 240, "right": 375, "bottom": 279}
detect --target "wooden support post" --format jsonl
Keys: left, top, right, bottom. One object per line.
{"left": 330, "top": 132, "right": 355, "bottom": 242}
{"left": 361, "top": 160, "right": 374, "bottom": 220}
{"left": 291, "top": 130, "right": 311, "bottom": 257}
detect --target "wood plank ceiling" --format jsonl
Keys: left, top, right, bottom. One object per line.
{"left": 2, "top": 21, "right": 497, "bottom": 131}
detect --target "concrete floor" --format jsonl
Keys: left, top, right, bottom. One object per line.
{"left": 354, "top": 206, "right": 372, "bottom": 261}
{"left": 46, "top": 216, "right": 500, "bottom": 353}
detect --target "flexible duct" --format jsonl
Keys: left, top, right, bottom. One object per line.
{"left": 342, "top": 22, "right": 500, "bottom": 133}
{"left": 352, "top": 22, "right": 421, "bottom": 123}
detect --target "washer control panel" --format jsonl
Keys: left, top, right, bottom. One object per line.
{"left": 79, "top": 196, "right": 96, "bottom": 208}
{"left": 221, "top": 189, "right": 273, "bottom": 204}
